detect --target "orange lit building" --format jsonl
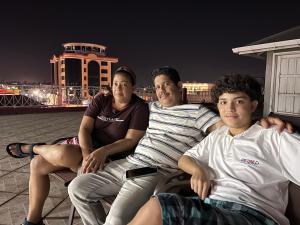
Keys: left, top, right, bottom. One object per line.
{"left": 50, "top": 43, "right": 118, "bottom": 98}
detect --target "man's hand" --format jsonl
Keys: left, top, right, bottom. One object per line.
{"left": 81, "top": 148, "right": 108, "bottom": 174}
{"left": 260, "top": 116, "right": 294, "bottom": 133}
{"left": 190, "top": 167, "right": 210, "bottom": 200}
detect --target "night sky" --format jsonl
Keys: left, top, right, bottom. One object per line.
{"left": 0, "top": 1, "right": 299, "bottom": 86}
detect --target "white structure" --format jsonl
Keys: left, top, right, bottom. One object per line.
{"left": 233, "top": 26, "right": 300, "bottom": 124}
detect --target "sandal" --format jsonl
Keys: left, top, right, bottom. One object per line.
{"left": 22, "top": 218, "right": 45, "bottom": 225}
{"left": 6, "top": 143, "right": 46, "bottom": 159}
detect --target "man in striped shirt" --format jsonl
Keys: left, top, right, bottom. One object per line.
{"left": 126, "top": 67, "right": 221, "bottom": 173}
{"left": 68, "top": 67, "right": 290, "bottom": 225}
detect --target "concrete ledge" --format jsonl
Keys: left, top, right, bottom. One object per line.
{"left": 0, "top": 106, "right": 87, "bottom": 115}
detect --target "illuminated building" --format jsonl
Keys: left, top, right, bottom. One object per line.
{"left": 181, "top": 82, "right": 215, "bottom": 103}
{"left": 50, "top": 43, "right": 118, "bottom": 98}
{"left": 182, "top": 82, "right": 214, "bottom": 94}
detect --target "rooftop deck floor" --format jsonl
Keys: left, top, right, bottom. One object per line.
{"left": 0, "top": 112, "right": 85, "bottom": 225}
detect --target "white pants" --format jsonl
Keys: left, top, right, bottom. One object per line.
{"left": 68, "top": 159, "right": 162, "bottom": 225}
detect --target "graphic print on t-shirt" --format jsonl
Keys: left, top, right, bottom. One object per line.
{"left": 97, "top": 115, "right": 124, "bottom": 122}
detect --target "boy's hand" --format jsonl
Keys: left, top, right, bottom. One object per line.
{"left": 191, "top": 167, "right": 210, "bottom": 200}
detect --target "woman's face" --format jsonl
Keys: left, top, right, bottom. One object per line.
{"left": 112, "top": 73, "right": 134, "bottom": 104}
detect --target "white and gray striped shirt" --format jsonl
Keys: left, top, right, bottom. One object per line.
{"left": 127, "top": 101, "right": 220, "bottom": 172}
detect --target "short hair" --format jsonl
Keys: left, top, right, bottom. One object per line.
{"left": 151, "top": 66, "right": 181, "bottom": 85}
{"left": 212, "top": 74, "right": 262, "bottom": 103}
{"left": 114, "top": 66, "right": 136, "bottom": 86}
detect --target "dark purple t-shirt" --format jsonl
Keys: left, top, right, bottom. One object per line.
{"left": 84, "top": 94, "right": 149, "bottom": 146}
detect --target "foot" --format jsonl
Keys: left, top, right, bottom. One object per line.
{"left": 6, "top": 143, "right": 45, "bottom": 159}
{"left": 8, "top": 144, "right": 32, "bottom": 156}
{"left": 22, "top": 218, "right": 45, "bottom": 225}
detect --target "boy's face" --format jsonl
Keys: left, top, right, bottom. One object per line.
{"left": 217, "top": 92, "right": 258, "bottom": 135}
{"left": 154, "top": 74, "right": 182, "bottom": 107}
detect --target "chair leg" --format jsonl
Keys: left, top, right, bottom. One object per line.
{"left": 68, "top": 204, "right": 76, "bottom": 225}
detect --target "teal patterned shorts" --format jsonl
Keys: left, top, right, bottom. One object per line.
{"left": 156, "top": 193, "right": 277, "bottom": 225}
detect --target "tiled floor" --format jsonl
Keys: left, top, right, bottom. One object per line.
{"left": 0, "top": 112, "right": 85, "bottom": 225}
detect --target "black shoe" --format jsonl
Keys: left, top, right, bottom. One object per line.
{"left": 22, "top": 218, "right": 45, "bottom": 225}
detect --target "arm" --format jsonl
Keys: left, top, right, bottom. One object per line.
{"left": 260, "top": 116, "right": 294, "bottom": 133}
{"left": 78, "top": 116, "right": 95, "bottom": 159}
{"left": 178, "top": 155, "right": 210, "bottom": 200}
{"left": 208, "top": 116, "right": 294, "bottom": 134}
{"left": 82, "top": 95, "right": 149, "bottom": 173}
{"left": 206, "top": 119, "right": 223, "bottom": 133}
{"left": 82, "top": 129, "right": 145, "bottom": 173}
{"left": 278, "top": 132, "right": 300, "bottom": 185}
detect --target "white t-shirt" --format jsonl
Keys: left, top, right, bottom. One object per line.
{"left": 127, "top": 101, "right": 220, "bottom": 172}
{"left": 184, "top": 123, "right": 300, "bottom": 225}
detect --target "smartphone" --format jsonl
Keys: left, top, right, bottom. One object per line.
{"left": 126, "top": 167, "right": 158, "bottom": 179}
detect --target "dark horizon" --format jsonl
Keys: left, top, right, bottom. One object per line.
{"left": 0, "top": 1, "right": 299, "bottom": 86}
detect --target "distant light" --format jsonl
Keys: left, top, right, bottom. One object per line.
{"left": 33, "top": 89, "right": 40, "bottom": 95}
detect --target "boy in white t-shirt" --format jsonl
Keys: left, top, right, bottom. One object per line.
{"left": 129, "top": 74, "right": 300, "bottom": 225}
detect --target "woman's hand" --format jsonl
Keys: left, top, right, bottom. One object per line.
{"left": 190, "top": 167, "right": 210, "bottom": 200}
{"left": 82, "top": 152, "right": 90, "bottom": 162}
{"left": 81, "top": 148, "right": 108, "bottom": 173}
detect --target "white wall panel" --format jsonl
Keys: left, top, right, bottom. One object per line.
{"left": 294, "top": 96, "right": 300, "bottom": 114}
{"left": 274, "top": 53, "right": 300, "bottom": 116}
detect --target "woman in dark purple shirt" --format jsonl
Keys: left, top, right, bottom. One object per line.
{"left": 6, "top": 66, "right": 149, "bottom": 225}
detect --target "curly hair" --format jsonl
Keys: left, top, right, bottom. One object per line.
{"left": 212, "top": 74, "right": 262, "bottom": 104}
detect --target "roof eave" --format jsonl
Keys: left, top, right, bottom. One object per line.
{"left": 232, "top": 39, "right": 300, "bottom": 56}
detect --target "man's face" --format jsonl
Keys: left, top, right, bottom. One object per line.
{"left": 217, "top": 92, "right": 258, "bottom": 135}
{"left": 154, "top": 74, "right": 181, "bottom": 107}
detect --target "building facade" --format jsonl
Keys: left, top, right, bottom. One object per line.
{"left": 182, "top": 82, "right": 214, "bottom": 103}
{"left": 232, "top": 26, "right": 300, "bottom": 128}
{"left": 182, "top": 82, "right": 214, "bottom": 93}
{"left": 50, "top": 42, "right": 118, "bottom": 98}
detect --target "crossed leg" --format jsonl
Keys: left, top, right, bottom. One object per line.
{"left": 22, "top": 144, "right": 82, "bottom": 224}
